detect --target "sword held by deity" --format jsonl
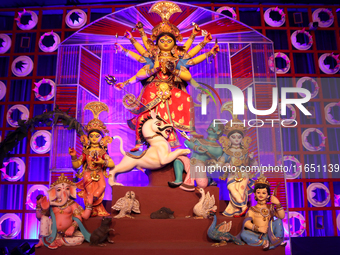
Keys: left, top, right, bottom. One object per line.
{"left": 105, "top": 75, "right": 191, "bottom": 141}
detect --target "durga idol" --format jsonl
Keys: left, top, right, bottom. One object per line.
{"left": 112, "top": 1, "right": 219, "bottom": 150}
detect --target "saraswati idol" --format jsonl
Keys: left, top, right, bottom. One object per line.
{"left": 69, "top": 102, "right": 115, "bottom": 217}
{"left": 110, "top": 1, "right": 219, "bottom": 151}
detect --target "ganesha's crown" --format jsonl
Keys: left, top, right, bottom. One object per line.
{"left": 51, "top": 173, "right": 74, "bottom": 187}
{"left": 84, "top": 101, "right": 109, "bottom": 134}
{"left": 255, "top": 175, "right": 271, "bottom": 187}
{"left": 149, "top": 1, "right": 183, "bottom": 42}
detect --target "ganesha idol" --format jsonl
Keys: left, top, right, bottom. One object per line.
{"left": 69, "top": 101, "right": 115, "bottom": 217}
{"left": 35, "top": 174, "right": 92, "bottom": 249}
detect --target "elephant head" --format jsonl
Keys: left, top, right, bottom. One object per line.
{"left": 48, "top": 174, "right": 77, "bottom": 206}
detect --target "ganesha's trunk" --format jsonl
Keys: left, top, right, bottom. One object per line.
{"left": 50, "top": 191, "right": 68, "bottom": 206}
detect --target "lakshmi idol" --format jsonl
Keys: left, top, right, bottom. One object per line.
{"left": 69, "top": 102, "right": 115, "bottom": 217}
{"left": 112, "top": 1, "right": 219, "bottom": 151}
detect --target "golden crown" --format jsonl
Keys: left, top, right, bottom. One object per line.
{"left": 51, "top": 173, "right": 74, "bottom": 187}
{"left": 221, "top": 101, "right": 248, "bottom": 137}
{"left": 255, "top": 175, "right": 271, "bottom": 187}
{"left": 224, "top": 117, "right": 248, "bottom": 137}
{"left": 149, "top": 1, "right": 183, "bottom": 42}
{"left": 84, "top": 101, "right": 109, "bottom": 134}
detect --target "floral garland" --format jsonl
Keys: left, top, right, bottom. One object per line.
{"left": 318, "top": 53, "right": 340, "bottom": 74}
{"left": 216, "top": 6, "right": 237, "bottom": 20}
{"left": 65, "top": 9, "right": 87, "bottom": 29}
{"left": 302, "top": 128, "right": 326, "bottom": 151}
{"left": 278, "top": 155, "right": 302, "bottom": 179}
{"left": 325, "top": 102, "right": 340, "bottom": 125}
{"left": 307, "top": 182, "right": 330, "bottom": 207}
{"left": 279, "top": 103, "right": 296, "bottom": 125}
{"left": 14, "top": 9, "right": 38, "bottom": 30}
{"left": 11, "top": 56, "right": 34, "bottom": 77}
{"left": 6, "top": 105, "right": 30, "bottom": 127}
{"left": 282, "top": 212, "right": 306, "bottom": 237}
{"left": 0, "top": 157, "right": 25, "bottom": 182}
{"left": 26, "top": 185, "right": 49, "bottom": 209}
{"left": 30, "top": 130, "right": 52, "bottom": 154}
{"left": 269, "top": 52, "right": 291, "bottom": 74}
{"left": 312, "top": 8, "right": 334, "bottom": 28}
{"left": 264, "top": 7, "right": 285, "bottom": 27}
{"left": 296, "top": 77, "right": 319, "bottom": 99}
{"left": 38, "top": 31, "right": 60, "bottom": 52}
{"left": 291, "top": 28, "right": 313, "bottom": 51}
{"left": 0, "top": 34, "right": 11, "bottom": 54}
{"left": 0, "top": 214, "right": 22, "bottom": 239}
{"left": 33, "top": 78, "right": 55, "bottom": 101}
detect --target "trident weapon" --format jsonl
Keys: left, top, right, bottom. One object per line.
{"left": 105, "top": 75, "right": 191, "bottom": 141}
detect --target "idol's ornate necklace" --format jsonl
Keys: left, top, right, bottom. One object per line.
{"left": 251, "top": 205, "right": 270, "bottom": 221}
{"left": 159, "top": 51, "right": 171, "bottom": 57}
{"left": 57, "top": 199, "right": 74, "bottom": 214}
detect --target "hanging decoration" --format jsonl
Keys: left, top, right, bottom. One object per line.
{"left": 11, "top": 56, "right": 34, "bottom": 77}
{"left": 301, "top": 128, "right": 326, "bottom": 151}
{"left": 38, "top": 31, "right": 60, "bottom": 52}
{"left": 0, "top": 34, "right": 12, "bottom": 54}
{"left": 269, "top": 52, "right": 291, "bottom": 74}
{"left": 0, "top": 157, "right": 25, "bottom": 182}
{"left": 216, "top": 6, "right": 237, "bottom": 20}
{"left": 26, "top": 185, "right": 49, "bottom": 209}
{"left": 0, "top": 213, "right": 22, "bottom": 239}
{"left": 14, "top": 9, "right": 38, "bottom": 30}
{"left": 282, "top": 212, "right": 306, "bottom": 237}
{"left": 290, "top": 29, "right": 313, "bottom": 50}
{"left": 264, "top": 7, "right": 285, "bottom": 27}
{"left": 278, "top": 155, "right": 302, "bottom": 179}
{"left": 65, "top": 9, "right": 87, "bottom": 29}
{"left": 312, "top": 8, "right": 334, "bottom": 28}
{"left": 6, "top": 105, "right": 29, "bottom": 127}
{"left": 279, "top": 103, "right": 296, "bottom": 125}
{"left": 0, "top": 81, "right": 6, "bottom": 101}
{"left": 33, "top": 78, "right": 55, "bottom": 101}
{"left": 307, "top": 182, "right": 330, "bottom": 207}
{"left": 337, "top": 213, "right": 340, "bottom": 231}
{"left": 318, "top": 53, "right": 340, "bottom": 74}
{"left": 30, "top": 130, "right": 52, "bottom": 154}
{"left": 325, "top": 102, "right": 340, "bottom": 125}
{"left": 296, "top": 77, "right": 319, "bottom": 99}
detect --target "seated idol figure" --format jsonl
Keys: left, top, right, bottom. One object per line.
{"left": 240, "top": 175, "right": 286, "bottom": 250}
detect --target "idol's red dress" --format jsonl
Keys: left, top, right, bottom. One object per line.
{"left": 127, "top": 70, "right": 194, "bottom": 147}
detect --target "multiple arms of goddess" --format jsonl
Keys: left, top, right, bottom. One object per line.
{"left": 113, "top": 23, "right": 219, "bottom": 90}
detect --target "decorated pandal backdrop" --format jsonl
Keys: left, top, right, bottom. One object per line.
{"left": 0, "top": 0, "right": 339, "bottom": 244}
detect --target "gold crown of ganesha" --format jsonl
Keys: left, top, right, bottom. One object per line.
{"left": 149, "top": 1, "right": 183, "bottom": 42}
{"left": 51, "top": 173, "right": 74, "bottom": 187}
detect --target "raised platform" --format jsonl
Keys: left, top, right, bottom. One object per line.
{"left": 35, "top": 240, "right": 286, "bottom": 255}
{"left": 111, "top": 186, "right": 220, "bottom": 217}
{"left": 35, "top": 169, "right": 285, "bottom": 255}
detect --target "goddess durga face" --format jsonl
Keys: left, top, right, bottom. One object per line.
{"left": 157, "top": 33, "right": 175, "bottom": 51}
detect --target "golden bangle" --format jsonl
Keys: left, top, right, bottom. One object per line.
{"left": 138, "top": 29, "right": 146, "bottom": 38}
{"left": 71, "top": 222, "right": 78, "bottom": 229}
{"left": 71, "top": 155, "right": 77, "bottom": 160}
{"left": 129, "top": 37, "right": 137, "bottom": 45}
{"left": 198, "top": 41, "right": 207, "bottom": 49}
{"left": 189, "top": 33, "right": 196, "bottom": 41}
